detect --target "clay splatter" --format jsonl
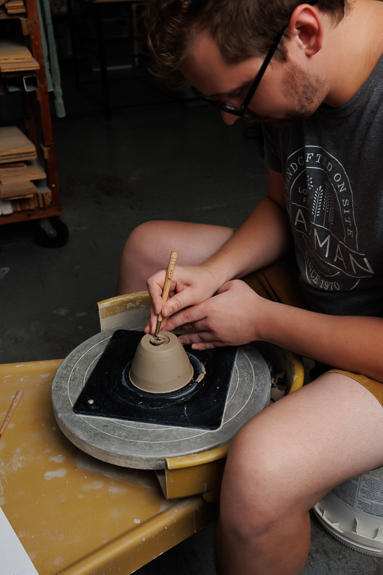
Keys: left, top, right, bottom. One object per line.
{"left": 49, "top": 455, "right": 66, "bottom": 463}
{"left": 44, "top": 468, "right": 68, "bottom": 480}
{"left": 82, "top": 480, "right": 104, "bottom": 491}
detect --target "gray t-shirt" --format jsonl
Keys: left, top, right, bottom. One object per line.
{"left": 263, "top": 55, "right": 383, "bottom": 317}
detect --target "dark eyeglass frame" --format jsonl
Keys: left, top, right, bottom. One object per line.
{"left": 190, "top": 0, "right": 318, "bottom": 120}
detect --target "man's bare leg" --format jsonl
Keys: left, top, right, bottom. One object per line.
{"left": 216, "top": 373, "right": 383, "bottom": 575}
{"left": 117, "top": 220, "right": 234, "bottom": 294}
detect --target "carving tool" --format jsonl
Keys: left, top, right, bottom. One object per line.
{"left": 0, "top": 389, "right": 23, "bottom": 438}
{"left": 154, "top": 251, "right": 177, "bottom": 338}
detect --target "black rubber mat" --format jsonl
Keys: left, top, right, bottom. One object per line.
{"left": 74, "top": 330, "right": 237, "bottom": 430}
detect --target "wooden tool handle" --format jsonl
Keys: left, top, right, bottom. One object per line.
{"left": 0, "top": 389, "right": 23, "bottom": 437}
{"left": 161, "top": 251, "right": 177, "bottom": 306}
{"left": 154, "top": 251, "right": 177, "bottom": 336}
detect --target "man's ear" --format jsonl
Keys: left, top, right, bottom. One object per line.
{"left": 286, "top": 4, "right": 323, "bottom": 56}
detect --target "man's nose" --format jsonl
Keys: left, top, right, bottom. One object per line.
{"left": 221, "top": 111, "right": 240, "bottom": 125}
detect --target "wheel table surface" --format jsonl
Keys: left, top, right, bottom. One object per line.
{"left": 0, "top": 360, "right": 215, "bottom": 575}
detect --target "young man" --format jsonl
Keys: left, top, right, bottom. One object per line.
{"left": 118, "top": 1, "right": 383, "bottom": 573}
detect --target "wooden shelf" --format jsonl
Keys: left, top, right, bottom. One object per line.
{"left": 0, "top": 204, "right": 61, "bottom": 223}
{"left": 0, "top": 0, "right": 62, "bottom": 226}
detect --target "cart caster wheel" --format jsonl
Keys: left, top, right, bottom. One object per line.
{"left": 34, "top": 217, "right": 69, "bottom": 248}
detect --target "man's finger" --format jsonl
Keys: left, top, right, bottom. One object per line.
{"left": 163, "top": 303, "right": 208, "bottom": 332}
{"left": 178, "top": 329, "right": 215, "bottom": 346}
{"left": 191, "top": 342, "right": 217, "bottom": 351}
{"left": 148, "top": 310, "right": 170, "bottom": 334}
{"left": 147, "top": 284, "right": 165, "bottom": 315}
{"left": 161, "top": 290, "right": 192, "bottom": 317}
{"left": 216, "top": 281, "right": 232, "bottom": 295}
{"left": 178, "top": 331, "right": 221, "bottom": 350}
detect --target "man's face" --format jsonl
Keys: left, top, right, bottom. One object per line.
{"left": 182, "top": 32, "right": 327, "bottom": 128}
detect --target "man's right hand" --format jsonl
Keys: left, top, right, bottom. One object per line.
{"left": 145, "top": 263, "right": 222, "bottom": 334}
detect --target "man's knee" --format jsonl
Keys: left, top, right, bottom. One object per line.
{"left": 118, "top": 221, "right": 171, "bottom": 293}
{"left": 121, "top": 221, "right": 164, "bottom": 263}
{"left": 219, "top": 415, "right": 305, "bottom": 538}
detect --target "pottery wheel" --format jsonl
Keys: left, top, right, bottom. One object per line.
{"left": 52, "top": 325, "right": 272, "bottom": 470}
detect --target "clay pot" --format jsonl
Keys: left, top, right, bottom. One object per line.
{"left": 129, "top": 331, "right": 194, "bottom": 393}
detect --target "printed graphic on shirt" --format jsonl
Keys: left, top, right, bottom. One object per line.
{"left": 285, "top": 146, "right": 374, "bottom": 292}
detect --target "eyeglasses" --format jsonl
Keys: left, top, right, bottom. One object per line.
{"left": 190, "top": 0, "right": 318, "bottom": 120}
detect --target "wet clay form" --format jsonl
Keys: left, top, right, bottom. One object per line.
{"left": 73, "top": 330, "right": 237, "bottom": 430}
{"left": 129, "top": 331, "right": 194, "bottom": 393}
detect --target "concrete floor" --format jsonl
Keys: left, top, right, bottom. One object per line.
{"left": 0, "top": 68, "right": 382, "bottom": 574}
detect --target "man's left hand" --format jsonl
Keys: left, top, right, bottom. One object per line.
{"left": 162, "top": 279, "right": 269, "bottom": 350}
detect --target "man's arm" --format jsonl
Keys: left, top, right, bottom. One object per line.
{"left": 197, "top": 168, "right": 292, "bottom": 283}
{"left": 165, "top": 267, "right": 383, "bottom": 382}
{"left": 147, "top": 167, "right": 292, "bottom": 331}
{"left": 148, "top": 169, "right": 383, "bottom": 381}
{"left": 260, "top": 301, "right": 383, "bottom": 382}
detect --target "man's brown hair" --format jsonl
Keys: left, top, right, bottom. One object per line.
{"left": 142, "top": 0, "right": 347, "bottom": 90}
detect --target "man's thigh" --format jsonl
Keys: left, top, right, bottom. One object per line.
{"left": 223, "top": 372, "right": 383, "bottom": 515}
